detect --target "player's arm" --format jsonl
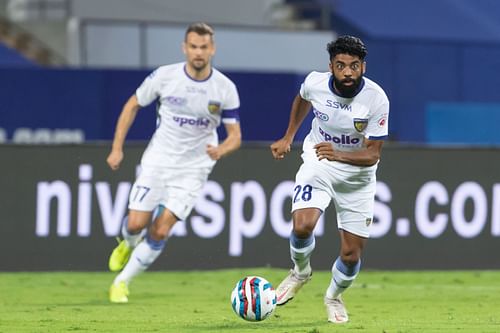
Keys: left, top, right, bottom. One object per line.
{"left": 314, "top": 138, "right": 384, "bottom": 167}
{"left": 270, "top": 94, "right": 312, "bottom": 160}
{"left": 206, "top": 122, "right": 242, "bottom": 160}
{"left": 106, "top": 94, "right": 142, "bottom": 170}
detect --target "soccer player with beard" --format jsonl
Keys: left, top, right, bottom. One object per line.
{"left": 270, "top": 35, "right": 389, "bottom": 323}
{"left": 106, "top": 22, "right": 241, "bottom": 303}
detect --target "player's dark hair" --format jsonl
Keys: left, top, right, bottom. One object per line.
{"left": 327, "top": 35, "right": 367, "bottom": 61}
{"left": 185, "top": 22, "right": 214, "bottom": 41}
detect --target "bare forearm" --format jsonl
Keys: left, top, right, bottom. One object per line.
{"left": 216, "top": 122, "right": 242, "bottom": 158}
{"left": 332, "top": 149, "right": 380, "bottom": 166}
{"left": 218, "top": 134, "right": 241, "bottom": 156}
{"left": 284, "top": 94, "right": 311, "bottom": 141}
{"left": 315, "top": 139, "right": 383, "bottom": 167}
{"left": 111, "top": 96, "right": 140, "bottom": 151}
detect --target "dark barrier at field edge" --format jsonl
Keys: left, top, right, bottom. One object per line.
{"left": 1, "top": 144, "right": 499, "bottom": 271}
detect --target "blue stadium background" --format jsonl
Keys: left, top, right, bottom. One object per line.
{"left": 1, "top": 0, "right": 500, "bottom": 145}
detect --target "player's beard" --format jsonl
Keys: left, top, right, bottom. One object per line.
{"left": 190, "top": 58, "right": 209, "bottom": 72}
{"left": 334, "top": 76, "right": 363, "bottom": 98}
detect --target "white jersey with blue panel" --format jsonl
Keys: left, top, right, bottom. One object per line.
{"left": 300, "top": 71, "right": 389, "bottom": 172}
{"left": 135, "top": 62, "right": 240, "bottom": 169}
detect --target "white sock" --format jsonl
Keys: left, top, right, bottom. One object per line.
{"left": 114, "top": 237, "right": 164, "bottom": 285}
{"left": 121, "top": 216, "right": 146, "bottom": 248}
{"left": 326, "top": 257, "right": 360, "bottom": 299}
{"left": 290, "top": 235, "right": 315, "bottom": 278}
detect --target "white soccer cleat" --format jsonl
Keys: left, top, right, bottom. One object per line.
{"left": 324, "top": 295, "right": 349, "bottom": 323}
{"left": 275, "top": 269, "right": 311, "bottom": 305}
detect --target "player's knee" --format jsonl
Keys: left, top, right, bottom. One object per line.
{"left": 126, "top": 218, "right": 146, "bottom": 234}
{"left": 149, "top": 219, "right": 176, "bottom": 240}
{"left": 340, "top": 252, "right": 361, "bottom": 266}
{"left": 149, "top": 227, "right": 169, "bottom": 240}
{"left": 292, "top": 220, "right": 315, "bottom": 238}
{"left": 292, "top": 209, "right": 320, "bottom": 238}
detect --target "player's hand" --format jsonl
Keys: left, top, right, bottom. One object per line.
{"left": 314, "top": 142, "right": 336, "bottom": 161}
{"left": 270, "top": 138, "right": 292, "bottom": 160}
{"left": 207, "top": 144, "right": 223, "bottom": 160}
{"left": 107, "top": 150, "right": 123, "bottom": 170}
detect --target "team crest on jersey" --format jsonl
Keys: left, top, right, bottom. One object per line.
{"left": 366, "top": 218, "right": 372, "bottom": 226}
{"left": 353, "top": 118, "right": 368, "bottom": 132}
{"left": 208, "top": 100, "right": 222, "bottom": 114}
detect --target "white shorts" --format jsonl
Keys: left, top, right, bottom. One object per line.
{"left": 128, "top": 165, "right": 211, "bottom": 221}
{"left": 292, "top": 156, "right": 377, "bottom": 238}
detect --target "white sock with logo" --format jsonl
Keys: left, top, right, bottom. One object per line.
{"left": 114, "top": 235, "right": 165, "bottom": 285}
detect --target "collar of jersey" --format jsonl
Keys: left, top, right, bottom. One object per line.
{"left": 183, "top": 64, "right": 213, "bottom": 82}
{"left": 328, "top": 75, "right": 365, "bottom": 98}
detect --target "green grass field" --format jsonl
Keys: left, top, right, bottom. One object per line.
{"left": 1, "top": 269, "right": 499, "bottom": 333}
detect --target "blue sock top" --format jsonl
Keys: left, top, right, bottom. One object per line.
{"left": 335, "top": 257, "right": 361, "bottom": 277}
{"left": 290, "top": 231, "right": 314, "bottom": 249}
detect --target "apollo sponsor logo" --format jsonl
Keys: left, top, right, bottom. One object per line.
{"left": 319, "top": 126, "right": 360, "bottom": 145}
{"left": 173, "top": 116, "right": 210, "bottom": 128}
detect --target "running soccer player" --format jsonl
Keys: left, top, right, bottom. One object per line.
{"left": 270, "top": 35, "right": 389, "bottom": 323}
{"left": 106, "top": 22, "right": 241, "bottom": 303}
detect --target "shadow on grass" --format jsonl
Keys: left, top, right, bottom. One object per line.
{"left": 187, "top": 319, "right": 327, "bottom": 331}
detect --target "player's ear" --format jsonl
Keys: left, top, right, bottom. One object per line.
{"left": 211, "top": 42, "right": 216, "bottom": 56}
{"left": 362, "top": 61, "right": 366, "bottom": 74}
{"left": 182, "top": 41, "right": 187, "bottom": 55}
{"left": 328, "top": 61, "right": 333, "bottom": 72}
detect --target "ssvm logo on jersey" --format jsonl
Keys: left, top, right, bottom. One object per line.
{"left": 208, "top": 100, "right": 221, "bottom": 114}
{"left": 353, "top": 118, "right": 368, "bottom": 132}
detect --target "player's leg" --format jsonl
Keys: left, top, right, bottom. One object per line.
{"left": 109, "top": 209, "right": 153, "bottom": 303}
{"left": 291, "top": 208, "right": 321, "bottom": 277}
{"left": 119, "top": 167, "right": 210, "bottom": 278}
{"left": 276, "top": 161, "right": 331, "bottom": 305}
{"left": 324, "top": 170, "right": 374, "bottom": 323}
{"left": 109, "top": 166, "right": 163, "bottom": 302}
{"left": 325, "top": 230, "right": 366, "bottom": 323}
{"left": 110, "top": 167, "right": 210, "bottom": 303}
{"left": 112, "top": 206, "right": 177, "bottom": 289}
{"left": 108, "top": 211, "right": 150, "bottom": 272}
{"left": 276, "top": 208, "right": 321, "bottom": 305}
{"left": 327, "top": 230, "right": 366, "bottom": 299}
{"left": 109, "top": 166, "right": 162, "bottom": 273}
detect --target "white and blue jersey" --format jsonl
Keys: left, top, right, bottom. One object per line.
{"left": 135, "top": 62, "right": 240, "bottom": 169}
{"left": 300, "top": 71, "right": 389, "bottom": 172}
{"left": 292, "top": 71, "right": 389, "bottom": 237}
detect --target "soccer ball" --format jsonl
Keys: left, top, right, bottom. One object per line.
{"left": 231, "top": 276, "right": 277, "bottom": 322}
